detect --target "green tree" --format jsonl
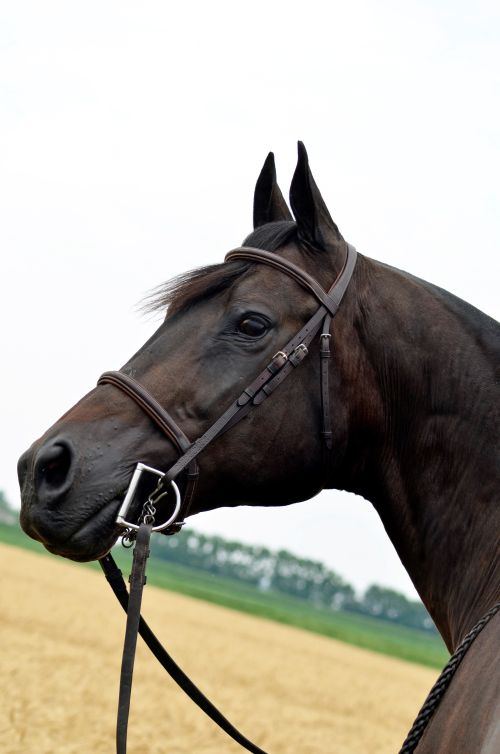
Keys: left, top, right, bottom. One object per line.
{"left": 150, "top": 528, "right": 434, "bottom": 632}
{"left": 361, "top": 585, "right": 434, "bottom": 631}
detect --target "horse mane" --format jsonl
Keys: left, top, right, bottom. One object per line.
{"left": 143, "top": 221, "right": 298, "bottom": 316}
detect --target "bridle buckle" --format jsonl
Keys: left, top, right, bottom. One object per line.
{"left": 272, "top": 350, "right": 288, "bottom": 361}
{"left": 289, "top": 343, "right": 308, "bottom": 367}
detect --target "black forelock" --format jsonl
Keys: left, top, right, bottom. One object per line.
{"left": 142, "top": 221, "right": 298, "bottom": 317}
{"left": 243, "top": 220, "right": 297, "bottom": 251}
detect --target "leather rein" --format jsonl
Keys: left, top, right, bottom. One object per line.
{"left": 95, "top": 243, "right": 499, "bottom": 754}
{"left": 97, "top": 243, "right": 357, "bottom": 754}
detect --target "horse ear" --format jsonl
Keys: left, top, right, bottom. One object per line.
{"left": 289, "top": 141, "right": 343, "bottom": 249}
{"left": 253, "top": 152, "right": 293, "bottom": 228}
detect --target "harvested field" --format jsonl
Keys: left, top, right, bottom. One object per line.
{"left": 0, "top": 543, "right": 438, "bottom": 753}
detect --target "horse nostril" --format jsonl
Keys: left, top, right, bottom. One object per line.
{"left": 34, "top": 439, "right": 75, "bottom": 500}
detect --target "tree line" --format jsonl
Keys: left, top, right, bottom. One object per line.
{"left": 151, "top": 529, "right": 435, "bottom": 632}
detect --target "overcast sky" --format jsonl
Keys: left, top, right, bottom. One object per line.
{"left": 1, "top": 1, "right": 499, "bottom": 597}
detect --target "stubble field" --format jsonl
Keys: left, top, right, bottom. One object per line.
{"left": 0, "top": 543, "right": 438, "bottom": 754}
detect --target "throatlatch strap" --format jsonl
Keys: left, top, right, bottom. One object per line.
{"left": 100, "top": 548, "right": 268, "bottom": 754}
{"left": 320, "top": 313, "right": 333, "bottom": 450}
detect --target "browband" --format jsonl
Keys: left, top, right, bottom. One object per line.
{"left": 225, "top": 244, "right": 357, "bottom": 318}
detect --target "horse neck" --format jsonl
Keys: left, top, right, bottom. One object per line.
{"left": 339, "top": 256, "right": 500, "bottom": 652}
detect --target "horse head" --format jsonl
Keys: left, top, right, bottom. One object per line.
{"left": 18, "top": 143, "right": 364, "bottom": 563}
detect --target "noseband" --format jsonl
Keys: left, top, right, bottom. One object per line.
{"left": 98, "top": 242, "right": 357, "bottom": 537}
{"left": 97, "top": 242, "right": 357, "bottom": 754}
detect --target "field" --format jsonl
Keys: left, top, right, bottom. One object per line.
{"left": 0, "top": 541, "right": 440, "bottom": 754}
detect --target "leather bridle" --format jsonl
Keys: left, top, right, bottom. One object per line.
{"left": 98, "top": 243, "right": 357, "bottom": 536}
{"left": 97, "top": 242, "right": 358, "bottom": 754}
{"left": 94, "top": 243, "right": 499, "bottom": 754}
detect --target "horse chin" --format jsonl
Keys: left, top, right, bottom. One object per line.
{"left": 44, "top": 533, "right": 118, "bottom": 563}
{"left": 20, "top": 494, "right": 123, "bottom": 563}
{"left": 48, "top": 504, "right": 121, "bottom": 562}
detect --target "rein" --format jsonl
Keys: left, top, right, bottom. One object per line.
{"left": 399, "top": 600, "right": 500, "bottom": 753}
{"left": 100, "top": 529, "right": 268, "bottom": 754}
{"left": 97, "top": 242, "right": 357, "bottom": 753}
{"left": 95, "top": 242, "right": 495, "bottom": 754}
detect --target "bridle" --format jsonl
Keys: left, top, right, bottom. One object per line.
{"left": 98, "top": 242, "right": 358, "bottom": 539}
{"left": 94, "top": 242, "right": 500, "bottom": 754}
{"left": 97, "top": 241, "right": 357, "bottom": 754}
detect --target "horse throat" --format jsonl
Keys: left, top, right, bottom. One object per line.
{"left": 340, "top": 259, "right": 500, "bottom": 652}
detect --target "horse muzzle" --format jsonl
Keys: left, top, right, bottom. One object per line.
{"left": 17, "top": 434, "right": 126, "bottom": 561}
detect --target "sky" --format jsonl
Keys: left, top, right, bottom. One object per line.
{"left": 1, "top": 1, "right": 499, "bottom": 598}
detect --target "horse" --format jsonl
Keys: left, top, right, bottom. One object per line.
{"left": 18, "top": 143, "right": 499, "bottom": 752}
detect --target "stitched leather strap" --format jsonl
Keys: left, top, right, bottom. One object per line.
{"left": 98, "top": 371, "right": 192, "bottom": 452}
{"left": 225, "top": 244, "right": 357, "bottom": 317}
{"left": 100, "top": 543, "right": 268, "bottom": 754}
{"left": 320, "top": 314, "right": 333, "bottom": 450}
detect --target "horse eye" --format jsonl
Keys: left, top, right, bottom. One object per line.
{"left": 237, "top": 315, "right": 269, "bottom": 337}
